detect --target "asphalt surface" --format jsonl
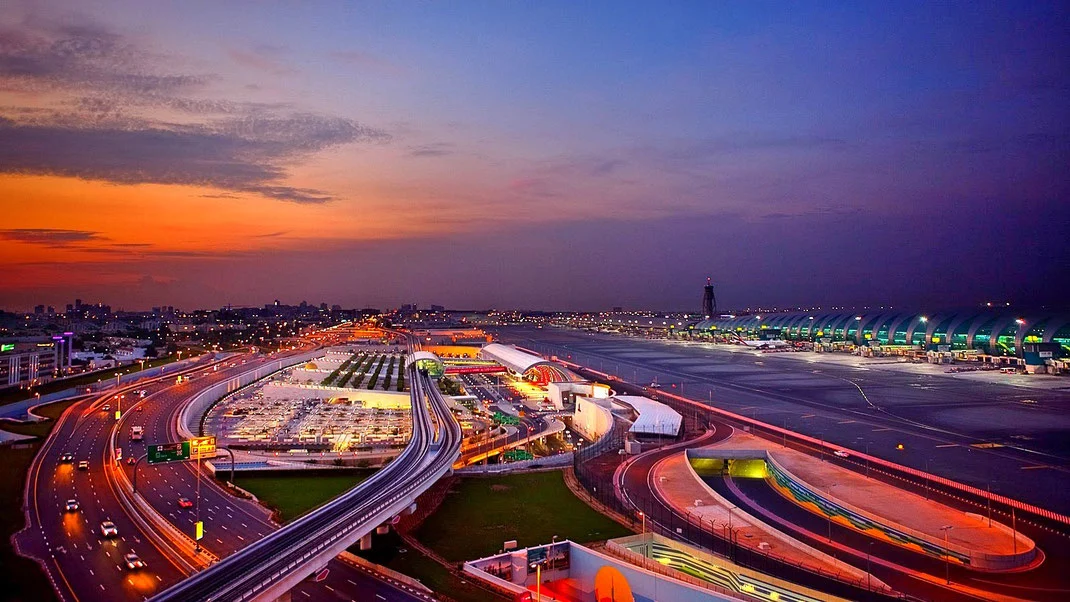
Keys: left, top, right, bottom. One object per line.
{"left": 496, "top": 326, "right": 1070, "bottom": 515}
{"left": 17, "top": 351, "right": 430, "bottom": 602}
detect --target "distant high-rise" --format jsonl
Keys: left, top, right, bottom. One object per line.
{"left": 702, "top": 277, "right": 717, "bottom": 318}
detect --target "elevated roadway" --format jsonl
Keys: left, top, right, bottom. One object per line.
{"left": 150, "top": 350, "right": 462, "bottom": 601}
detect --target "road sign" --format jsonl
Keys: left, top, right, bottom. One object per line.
{"left": 195, "top": 521, "right": 204, "bottom": 541}
{"left": 148, "top": 441, "right": 190, "bottom": 465}
{"left": 190, "top": 436, "right": 216, "bottom": 459}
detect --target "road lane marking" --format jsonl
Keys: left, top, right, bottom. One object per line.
{"left": 934, "top": 443, "right": 957, "bottom": 448}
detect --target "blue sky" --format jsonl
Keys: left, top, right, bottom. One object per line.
{"left": 0, "top": 1, "right": 1067, "bottom": 311}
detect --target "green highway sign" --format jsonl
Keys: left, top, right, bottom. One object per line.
{"left": 148, "top": 441, "right": 190, "bottom": 465}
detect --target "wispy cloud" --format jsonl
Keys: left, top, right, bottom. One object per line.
{"left": 406, "top": 142, "right": 454, "bottom": 158}
{"left": 226, "top": 44, "right": 294, "bottom": 76}
{"left": 0, "top": 228, "right": 105, "bottom": 247}
{"left": 0, "top": 19, "right": 390, "bottom": 203}
{"left": 330, "top": 50, "right": 405, "bottom": 76}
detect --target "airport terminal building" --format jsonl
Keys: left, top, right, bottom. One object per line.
{"left": 691, "top": 310, "right": 1070, "bottom": 357}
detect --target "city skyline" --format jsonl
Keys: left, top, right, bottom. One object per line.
{"left": 2, "top": 1, "right": 1068, "bottom": 311}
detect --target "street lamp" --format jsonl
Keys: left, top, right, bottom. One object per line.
{"left": 529, "top": 559, "right": 547, "bottom": 602}
{"left": 939, "top": 525, "right": 953, "bottom": 584}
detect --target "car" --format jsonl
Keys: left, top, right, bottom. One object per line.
{"left": 77, "top": 461, "right": 89, "bottom": 471}
{"left": 126, "top": 457, "right": 136, "bottom": 465}
{"left": 59, "top": 453, "right": 74, "bottom": 463}
{"left": 833, "top": 450, "right": 850, "bottom": 458}
{"left": 100, "top": 521, "right": 118, "bottom": 537}
{"left": 64, "top": 499, "right": 79, "bottom": 512}
{"left": 123, "top": 553, "right": 146, "bottom": 570}
{"left": 177, "top": 497, "right": 193, "bottom": 509}
{"left": 102, "top": 404, "right": 110, "bottom": 412}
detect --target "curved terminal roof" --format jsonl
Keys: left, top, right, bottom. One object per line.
{"left": 408, "top": 351, "right": 444, "bottom": 375}
{"left": 479, "top": 343, "right": 566, "bottom": 377}
{"left": 613, "top": 395, "right": 682, "bottom": 437}
{"left": 690, "top": 310, "right": 1070, "bottom": 355}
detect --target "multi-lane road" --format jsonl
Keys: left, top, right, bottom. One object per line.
{"left": 17, "top": 347, "right": 436, "bottom": 602}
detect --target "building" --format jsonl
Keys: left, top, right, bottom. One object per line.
{"left": 691, "top": 309, "right": 1070, "bottom": 357}
{"left": 0, "top": 338, "right": 66, "bottom": 388}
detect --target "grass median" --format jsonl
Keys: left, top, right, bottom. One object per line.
{"left": 232, "top": 470, "right": 375, "bottom": 523}
{"left": 416, "top": 471, "right": 631, "bottom": 561}
{"left": 354, "top": 471, "right": 631, "bottom": 601}
{"left": 0, "top": 399, "right": 82, "bottom": 439}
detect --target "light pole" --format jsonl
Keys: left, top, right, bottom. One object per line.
{"left": 940, "top": 525, "right": 953, "bottom": 584}
{"left": 826, "top": 485, "right": 837, "bottom": 542}
{"left": 866, "top": 542, "right": 873, "bottom": 591}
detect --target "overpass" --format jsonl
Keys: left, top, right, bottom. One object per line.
{"left": 150, "top": 347, "right": 461, "bottom": 602}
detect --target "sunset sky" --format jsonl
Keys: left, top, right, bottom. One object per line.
{"left": 1, "top": 1, "right": 1067, "bottom": 312}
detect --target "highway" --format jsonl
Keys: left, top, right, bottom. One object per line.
{"left": 15, "top": 355, "right": 225, "bottom": 602}
{"left": 17, "top": 345, "right": 436, "bottom": 602}
{"left": 150, "top": 348, "right": 462, "bottom": 601}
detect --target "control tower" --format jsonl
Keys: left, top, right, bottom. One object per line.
{"left": 702, "top": 277, "right": 717, "bottom": 318}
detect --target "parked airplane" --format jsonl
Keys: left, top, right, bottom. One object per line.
{"left": 734, "top": 333, "right": 790, "bottom": 349}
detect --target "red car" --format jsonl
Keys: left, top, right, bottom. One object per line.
{"left": 177, "top": 497, "right": 193, "bottom": 508}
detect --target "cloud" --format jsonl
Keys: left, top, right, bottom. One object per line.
{"left": 226, "top": 45, "right": 294, "bottom": 76}
{"left": 0, "top": 116, "right": 386, "bottom": 203}
{"left": 0, "top": 228, "right": 105, "bottom": 247}
{"left": 330, "top": 50, "right": 405, "bottom": 76}
{"left": 0, "top": 19, "right": 390, "bottom": 203}
{"left": 407, "top": 142, "right": 454, "bottom": 158}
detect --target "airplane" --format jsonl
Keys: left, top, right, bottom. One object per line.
{"left": 733, "top": 333, "right": 790, "bottom": 349}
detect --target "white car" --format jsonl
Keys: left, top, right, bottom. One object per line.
{"left": 64, "top": 499, "right": 79, "bottom": 512}
{"left": 100, "top": 521, "right": 118, "bottom": 537}
{"left": 124, "top": 553, "right": 146, "bottom": 570}
{"left": 833, "top": 450, "right": 850, "bottom": 458}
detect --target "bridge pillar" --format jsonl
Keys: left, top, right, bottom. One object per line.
{"left": 405, "top": 502, "right": 417, "bottom": 515}
{"left": 359, "top": 533, "right": 373, "bottom": 550}
{"left": 376, "top": 524, "right": 389, "bottom": 535}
